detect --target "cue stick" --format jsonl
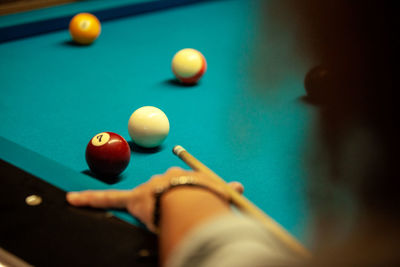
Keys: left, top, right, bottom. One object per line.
{"left": 173, "top": 145, "right": 311, "bottom": 259}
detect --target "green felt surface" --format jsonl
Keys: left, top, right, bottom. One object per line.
{"left": 0, "top": 0, "right": 316, "bottom": 244}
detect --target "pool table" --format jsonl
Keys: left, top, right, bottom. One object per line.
{"left": 0, "top": 0, "right": 316, "bottom": 265}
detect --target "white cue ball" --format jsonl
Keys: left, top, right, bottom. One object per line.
{"left": 128, "top": 106, "right": 170, "bottom": 148}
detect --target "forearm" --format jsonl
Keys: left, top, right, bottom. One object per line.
{"left": 159, "top": 187, "right": 231, "bottom": 265}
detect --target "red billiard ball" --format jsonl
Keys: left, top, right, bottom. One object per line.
{"left": 304, "top": 65, "right": 334, "bottom": 103}
{"left": 85, "top": 132, "right": 131, "bottom": 177}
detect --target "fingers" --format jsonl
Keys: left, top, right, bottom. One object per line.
{"left": 228, "top": 181, "right": 244, "bottom": 194}
{"left": 163, "top": 167, "right": 245, "bottom": 195}
{"left": 66, "top": 190, "right": 134, "bottom": 209}
{"left": 165, "top": 167, "right": 186, "bottom": 176}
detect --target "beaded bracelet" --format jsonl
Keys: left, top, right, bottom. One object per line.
{"left": 152, "top": 175, "right": 229, "bottom": 232}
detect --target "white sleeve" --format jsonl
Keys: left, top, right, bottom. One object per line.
{"left": 165, "top": 214, "right": 300, "bottom": 267}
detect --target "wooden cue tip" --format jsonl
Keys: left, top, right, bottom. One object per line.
{"left": 172, "top": 145, "right": 185, "bottom": 156}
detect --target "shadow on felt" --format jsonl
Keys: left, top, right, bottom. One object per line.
{"left": 128, "top": 141, "right": 163, "bottom": 154}
{"left": 81, "top": 170, "right": 123, "bottom": 185}
{"left": 162, "top": 78, "right": 199, "bottom": 89}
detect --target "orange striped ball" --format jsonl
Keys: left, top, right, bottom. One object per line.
{"left": 172, "top": 48, "right": 207, "bottom": 84}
